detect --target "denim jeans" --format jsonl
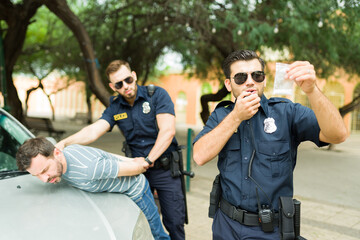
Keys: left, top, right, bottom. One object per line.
{"left": 133, "top": 180, "right": 170, "bottom": 240}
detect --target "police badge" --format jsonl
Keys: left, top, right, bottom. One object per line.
{"left": 142, "top": 101, "right": 151, "bottom": 114}
{"left": 264, "top": 117, "right": 277, "bottom": 134}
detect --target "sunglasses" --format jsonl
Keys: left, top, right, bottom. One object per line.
{"left": 232, "top": 71, "right": 265, "bottom": 85}
{"left": 114, "top": 77, "right": 134, "bottom": 89}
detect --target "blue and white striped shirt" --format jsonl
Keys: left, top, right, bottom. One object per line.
{"left": 62, "top": 144, "right": 145, "bottom": 200}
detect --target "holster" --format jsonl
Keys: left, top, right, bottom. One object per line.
{"left": 209, "top": 174, "right": 221, "bottom": 218}
{"left": 279, "top": 197, "right": 306, "bottom": 240}
{"left": 122, "top": 141, "right": 132, "bottom": 157}
{"left": 170, "top": 148, "right": 182, "bottom": 177}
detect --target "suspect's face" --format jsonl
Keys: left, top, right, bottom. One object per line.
{"left": 108, "top": 65, "right": 138, "bottom": 102}
{"left": 27, "top": 153, "right": 63, "bottom": 184}
{"left": 225, "top": 59, "right": 266, "bottom": 99}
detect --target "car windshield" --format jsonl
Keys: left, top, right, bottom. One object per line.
{"left": 0, "top": 112, "right": 32, "bottom": 172}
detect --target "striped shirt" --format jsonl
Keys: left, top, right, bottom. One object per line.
{"left": 62, "top": 144, "right": 145, "bottom": 200}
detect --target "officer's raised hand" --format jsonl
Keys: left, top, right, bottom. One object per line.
{"left": 286, "top": 61, "right": 316, "bottom": 94}
{"left": 233, "top": 91, "right": 261, "bottom": 121}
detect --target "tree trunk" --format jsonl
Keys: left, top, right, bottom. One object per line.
{"left": 45, "top": 0, "right": 111, "bottom": 107}
{"left": 200, "top": 85, "right": 229, "bottom": 124}
{"left": 0, "top": 0, "right": 43, "bottom": 121}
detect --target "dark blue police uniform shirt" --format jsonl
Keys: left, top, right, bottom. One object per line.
{"left": 100, "top": 85, "right": 178, "bottom": 157}
{"left": 194, "top": 95, "right": 328, "bottom": 213}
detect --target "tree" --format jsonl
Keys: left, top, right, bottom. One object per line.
{"left": 0, "top": 0, "right": 43, "bottom": 121}
{"left": 2, "top": 0, "right": 360, "bottom": 124}
{"left": 0, "top": 0, "right": 109, "bottom": 121}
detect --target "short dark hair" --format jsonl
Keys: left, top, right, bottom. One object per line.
{"left": 222, "top": 50, "right": 265, "bottom": 79}
{"left": 16, "top": 137, "right": 55, "bottom": 171}
{"left": 105, "top": 60, "right": 131, "bottom": 79}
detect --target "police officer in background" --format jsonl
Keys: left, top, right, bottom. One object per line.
{"left": 56, "top": 60, "right": 185, "bottom": 239}
{"left": 193, "top": 50, "right": 348, "bottom": 239}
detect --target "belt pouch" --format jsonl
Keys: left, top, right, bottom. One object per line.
{"left": 279, "top": 196, "right": 295, "bottom": 240}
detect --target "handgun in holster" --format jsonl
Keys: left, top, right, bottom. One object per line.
{"left": 209, "top": 174, "right": 221, "bottom": 218}
{"left": 279, "top": 197, "right": 307, "bottom": 240}
{"left": 170, "top": 146, "right": 195, "bottom": 224}
{"left": 122, "top": 141, "right": 132, "bottom": 158}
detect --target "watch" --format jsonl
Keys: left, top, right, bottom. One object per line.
{"left": 145, "top": 156, "right": 152, "bottom": 165}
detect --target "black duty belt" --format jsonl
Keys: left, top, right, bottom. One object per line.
{"left": 220, "top": 198, "right": 279, "bottom": 227}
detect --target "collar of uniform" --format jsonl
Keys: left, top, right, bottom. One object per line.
{"left": 259, "top": 94, "right": 269, "bottom": 117}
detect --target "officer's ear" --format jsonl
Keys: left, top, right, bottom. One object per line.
{"left": 109, "top": 83, "right": 117, "bottom": 92}
{"left": 132, "top": 71, "right": 137, "bottom": 82}
{"left": 224, "top": 78, "right": 232, "bottom": 92}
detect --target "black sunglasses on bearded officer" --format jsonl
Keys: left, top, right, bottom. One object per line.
{"left": 114, "top": 77, "right": 134, "bottom": 89}
{"left": 232, "top": 71, "right": 265, "bottom": 85}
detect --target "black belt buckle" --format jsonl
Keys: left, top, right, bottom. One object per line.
{"left": 232, "top": 207, "right": 245, "bottom": 223}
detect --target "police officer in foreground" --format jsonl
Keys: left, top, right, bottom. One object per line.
{"left": 56, "top": 60, "right": 185, "bottom": 239}
{"left": 193, "top": 50, "right": 348, "bottom": 239}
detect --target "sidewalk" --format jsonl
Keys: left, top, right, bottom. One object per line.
{"left": 54, "top": 121, "right": 360, "bottom": 239}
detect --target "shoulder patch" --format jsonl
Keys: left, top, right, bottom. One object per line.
{"left": 216, "top": 100, "right": 233, "bottom": 109}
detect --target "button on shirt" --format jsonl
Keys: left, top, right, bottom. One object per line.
{"left": 101, "top": 85, "right": 178, "bottom": 157}
{"left": 193, "top": 95, "right": 328, "bottom": 213}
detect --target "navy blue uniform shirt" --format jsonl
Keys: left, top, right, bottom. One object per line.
{"left": 194, "top": 95, "right": 328, "bottom": 213}
{"left": 101, "top": 85, "right": 178, "bottom": 157}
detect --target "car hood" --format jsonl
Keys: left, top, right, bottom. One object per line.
{"left": 0, "top": 174, "right": 150, "bottom": 240}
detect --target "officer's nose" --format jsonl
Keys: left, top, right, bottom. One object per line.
{"left": 123, "top": 80, "right": 131, "bottom": 89}
{"left": 245, "top": 73, "right": 255, "bottom": 85}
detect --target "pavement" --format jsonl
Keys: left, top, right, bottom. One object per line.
{"left": 52, "top": 120, "right": 360, "bottom": 240}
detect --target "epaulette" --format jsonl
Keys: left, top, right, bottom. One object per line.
{"left": 215, "top": 100, "right": 233, "bottom": 109}
{"left": 268, "top": 97, "right": 291, "bottom": 104}
{"left": 110, "top": 95, "right": 119, "bottom": 103}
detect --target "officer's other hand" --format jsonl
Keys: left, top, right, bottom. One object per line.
{"left": 286, "top": 61, "right": 316, "bottom": 94}
{"left": 234, "top": 91, "right": 260, "bottom": 121}
{"left": 55, "top": 140, "right": 66, "bottom": 151}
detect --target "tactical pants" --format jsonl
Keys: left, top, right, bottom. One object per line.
{"left": 144, "top": 168, "right": 185, "bottom": 240}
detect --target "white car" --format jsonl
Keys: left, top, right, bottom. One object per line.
{"left": 0, "top": 108, "right": 153, "bottom": 240}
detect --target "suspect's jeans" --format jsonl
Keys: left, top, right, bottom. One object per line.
{"left": 133, "top": 180, "right": 170, "bottom": 240}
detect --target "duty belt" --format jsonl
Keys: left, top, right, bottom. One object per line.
{"left": 220, "top": 198, "right": 279, "bottom": 227}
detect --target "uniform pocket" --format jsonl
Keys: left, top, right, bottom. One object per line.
{"left": 257, "top": 141, "right": 291, "bottom": 177}
{"left": 117, "top": 119, "right": 134, "bottom": 135}
{"left": 219, "top": 133, "right": 240, "bottom": 172}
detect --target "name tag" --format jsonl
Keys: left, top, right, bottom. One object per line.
{"left": 114, "top": 113, "right": 128, "bottom": 121}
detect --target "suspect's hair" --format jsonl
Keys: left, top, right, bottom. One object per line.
{"left": 16, "top": 137, "right": 55, "bottom": 171}
{"left": 222, "top": 50, "right": 265, "bottom": 79}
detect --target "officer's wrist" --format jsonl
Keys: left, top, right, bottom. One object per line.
{"left": 145, "top": 156, "right": 152, "bottom": 165}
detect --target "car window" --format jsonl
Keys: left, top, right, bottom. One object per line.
{"left": 0, "top": 113, "right": 32, "bottom": 171}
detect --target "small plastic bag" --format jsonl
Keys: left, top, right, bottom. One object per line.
{"left": 273, "top": 63, "right": 293, "bottom": 96}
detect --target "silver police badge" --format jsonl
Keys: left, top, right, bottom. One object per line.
{"left": 264, "top": 117, "right": 277, "bottom": 134}
{"left": 142, "top": 101, "right": 151, "bottom": 114}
